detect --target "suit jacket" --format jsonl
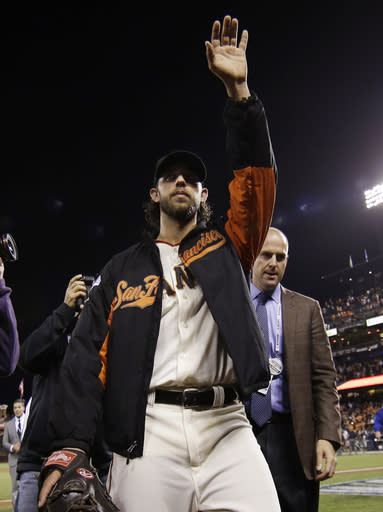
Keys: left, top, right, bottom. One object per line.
{"left": 2, "top": 417, "right": 21, "bottom": 468}
{"left": 281, "top": 286, "right": 341, "bottom": 480}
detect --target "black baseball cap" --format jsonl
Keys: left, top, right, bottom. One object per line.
{"left": 153, "top": 150, "right": 207, "bottom": 185}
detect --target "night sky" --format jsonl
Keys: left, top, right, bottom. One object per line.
{"left": 1, "top": 2, "right": 383, "bottom": 404}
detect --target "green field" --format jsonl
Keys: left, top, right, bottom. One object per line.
{"left": 0, "top": 453, "right": 382, "bottom": 511}
{"left": 0, "top": 464, "right": 12, "bottom": 512}
{"left": 319, "top": 452, "right": 383, "bottom": 512}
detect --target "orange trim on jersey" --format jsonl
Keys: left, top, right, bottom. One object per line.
{"left": 98, "top": 303, "right": 115, "bottom": 387}
{"left": 155, "top": 240, "right": 180, "bottom": 247}
{"left": 98, "top": 333, "right": 109, "bottom": 387}
{"left": 179, "top": 229, "right": 226, "bottom": 267}
{"left": 180, "top": 238, "right": 226, "bottom": 267}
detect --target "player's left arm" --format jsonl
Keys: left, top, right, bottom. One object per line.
{"left": 206, "top": 16, "right": 276, "bottom": 272}
{"left": 310, "top": 300, "right": 342, "bottom": 480}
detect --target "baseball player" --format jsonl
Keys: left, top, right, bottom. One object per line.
{"left": 39, "top": 15, "right": 280, "bottom": 512}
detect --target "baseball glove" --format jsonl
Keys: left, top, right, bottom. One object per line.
{"left": 38, "top": 449, "right": 119, "bottom": 512}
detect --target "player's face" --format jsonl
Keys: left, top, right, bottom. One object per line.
{"left": 150, "top": 164, "right": 208, "bottom": 223}
{"left": 252, "top": 230, "right": 289, "bottom": 292}
{"left": 13, "top": 402, "right": 25, "bottom": 418}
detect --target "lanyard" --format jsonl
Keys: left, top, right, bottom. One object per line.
{"left": 274, "top": 302, "right": 282, "bottom": 357}
{"left": 260, "top": 297, "right": 281, "bottom": 357}
{"left": 256, "top": 293, "right": 283, "bottom": 385}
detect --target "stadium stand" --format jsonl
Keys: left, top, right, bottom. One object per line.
{"left": 319, "top": 256, "right": 383, "bottom": 452}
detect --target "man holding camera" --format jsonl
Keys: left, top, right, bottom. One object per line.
{"left": 0, "top": 256, "right": 19, "bottom": 376}
{"left": 16, "top": 274, "right": 111, "bottom": 512}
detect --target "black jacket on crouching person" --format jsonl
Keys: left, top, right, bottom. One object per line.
{"left": 48, "top": 94, "right": 277, "bottom": 461}
{"left": 17, "top": 302, "right": 111, "bottom": 479}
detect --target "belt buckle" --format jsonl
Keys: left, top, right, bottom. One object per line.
{"left": 182, "top": 388, "right": 200, "bottom": 408}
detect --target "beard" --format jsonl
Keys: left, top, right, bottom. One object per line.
{"left": 160, "top": 195, "right": 199, "bottom": 224}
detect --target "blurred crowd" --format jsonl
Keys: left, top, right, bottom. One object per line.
{"left": 335, "top": 356, "right": 383, "bottom": 384}
{"left": 320, "top": 285, "right": 383, "bottom": 453}
{"left": 322, "top": 286, "right": 383, "bottom": 329}
{"left": 340, "top": 400, "right": 383, "bottom": 453}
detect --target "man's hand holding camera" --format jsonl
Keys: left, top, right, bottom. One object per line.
{"left": 64, "top": 275, "right": 89, "bottom": 310}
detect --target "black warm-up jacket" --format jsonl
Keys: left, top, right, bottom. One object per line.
{"left": 17, "top": 303, "right": 111, "bottom": 477}
{"left": 49, "top": 94, "right": 277, "bottom": 461}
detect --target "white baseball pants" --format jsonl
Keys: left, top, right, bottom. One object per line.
{"left": 108, "top": 400, "right": 280, "bottom": 512}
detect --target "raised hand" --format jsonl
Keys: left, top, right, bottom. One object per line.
{"left": 205, "top": 15, "right": 250, "bottom": 100}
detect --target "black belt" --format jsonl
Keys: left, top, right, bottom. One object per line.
{"left": 155, "top": 387, "right": 238, "bottom": 408}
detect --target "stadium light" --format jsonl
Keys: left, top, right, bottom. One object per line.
{"left": 364, "top": 182, "right": 383, "bottom": 209}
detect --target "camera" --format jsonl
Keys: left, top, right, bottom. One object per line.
{"left": 0, "top": 233, "right": 18, "bottom": 262}
{"left": 75, "top": 275, "right": 95, "bottom": 311}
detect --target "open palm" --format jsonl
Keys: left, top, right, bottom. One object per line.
{"left": 206, "top": 16, "right": 248, "bottom": 85}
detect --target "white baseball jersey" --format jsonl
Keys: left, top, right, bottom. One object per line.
{"left": 149, "top": 241, "right": 236, "bottom": 389}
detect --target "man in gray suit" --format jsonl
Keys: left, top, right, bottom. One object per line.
{"left": 247, "top": 227, "right": 342, "bottom": 512}
{"left": 3, "top": 398, "right": 26, "bottom": 507}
